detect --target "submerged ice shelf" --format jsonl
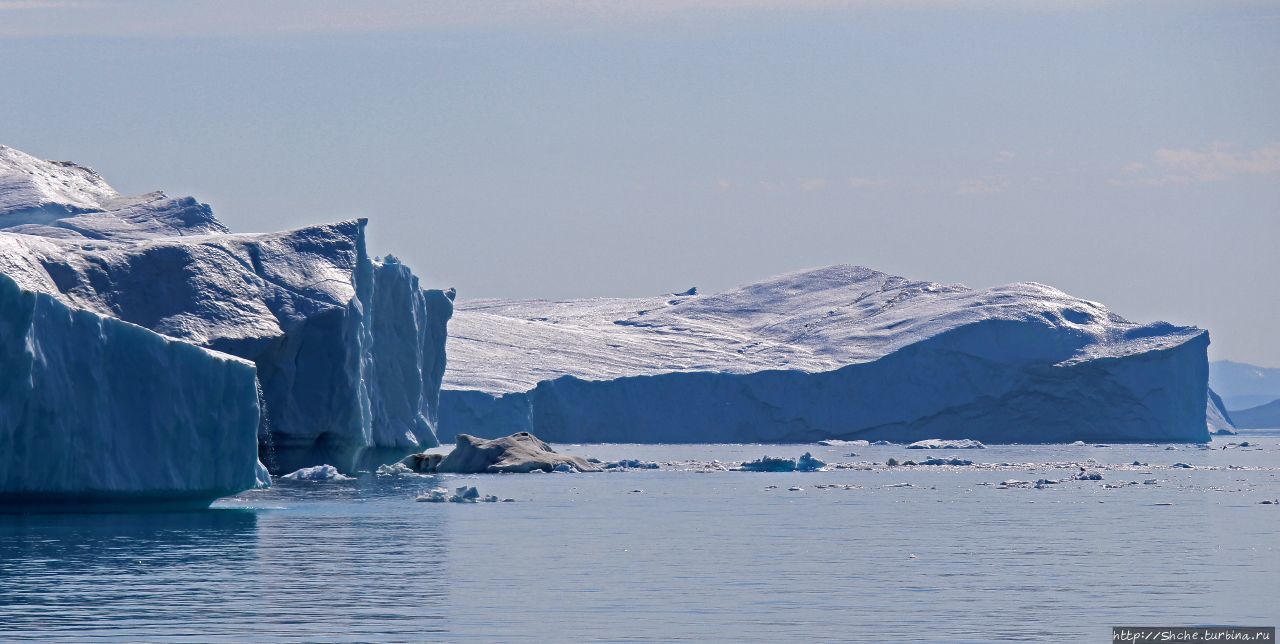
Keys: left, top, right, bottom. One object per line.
{"left": 0, "top": 144, "right": 452, "bottom": 503}
{"left": 442, "top": 265, "right": 1213, "bottom": 444}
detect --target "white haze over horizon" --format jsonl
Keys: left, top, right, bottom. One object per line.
{"left": 1, "top": 0, "right": 1277, "bottom": 364}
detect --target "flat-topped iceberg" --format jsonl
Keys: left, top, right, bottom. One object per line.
{"left": 441, "top": 265, "right": 1212, "bottom": 444}
{"left": 0, "top": 144, "right": 452, "bottom": 505}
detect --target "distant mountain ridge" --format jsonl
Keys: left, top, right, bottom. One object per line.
{"left": 1209, "top": 360, "right": 1280, "bottom": 411}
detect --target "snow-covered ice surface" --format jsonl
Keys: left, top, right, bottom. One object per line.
{"left": 442, "top": 265, "right": 1211, "bottom": 444}
{"left": 0, "top": 145, "right": 228, "bottom": 240}
{"left": 1, "top": 434, "right": 1274, "bottom": 641}
{"left": 0, "top": 273, "right": 266, "bottom": 506}
{"left": 0, "top": 145, "right": 452, "bottom": 478}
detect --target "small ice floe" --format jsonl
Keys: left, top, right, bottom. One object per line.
{"left": 872, "top": 440, "right": 894, "bottom": 446}
{"left": 1102, "top": 482, "right": 1138, "bottom": 489}
{"left": 998, "top": 480, "right": 1031, "bottom": 489}
{"left": 416, "top": 486, "right": 500, "bottom": 503}
{"left": 737, "top": 452, "right": 826, "bottom": 472}
{"left": 1171, "top": 463, "right": 1193, "bottom": 469}
{"left": 1164, "top": 446, "right": 1179, "bottom": 451}
{"left": 1260, "top": 500, "right": 1278, "bottom": 505}
{"left": 1034, "top": 478, "right": 1062, "bottom": 489}
{"left": 1130, "top": 460, "right": 1146, "bottom": 466}
{"left": 1071, "top": 440, "right": 1086, "bottom": 446}
{"left": 602, "top": 459, "right": 661, "bottom": 470}
{"left": 1073, "top": 468, "right": 1104, "bottom": 481}
{"left": 375, "top": 462, "right": 415, "bottom": 476}
{"left": 907, "top": 554, "right": 917, "bottom": 559}
{"left": 279, "top": 464, "right": 353, "bottom": 482}
{"left": 1154, "top": 502, "right": 1174, "bottom": 506}
{"left": 818, "top": 439, "right": 870, "bottom": 447}
{"left": 884, "top": 483, "right": 914, "bottom": 488}
{"left": 1094, "top": 444, "right": 1110, "bottom": 448}
{"left": 920, "top": 457, "right": 974, "bottom": 466}
{"left": 1143, "top": 479, "right": 1159, "bottom": 485}
{"left": 788, "top": 486, "right": 804, "bottom": 492}
{"left": 907, "top": 439, "right": 985, "bottom": 450}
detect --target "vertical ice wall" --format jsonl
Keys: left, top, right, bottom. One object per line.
{"left": 0, "top": 273, "right": 267, "bottom": 505}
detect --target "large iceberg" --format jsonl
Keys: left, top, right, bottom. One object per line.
{"left": 0, "top": 272, "right": 266, "bottom": 506}
{"left": 0, "top": 144, "right": 451, "bottom": 489}
{"left": 440, "top": 265, "right": 1211, "bottom": 444}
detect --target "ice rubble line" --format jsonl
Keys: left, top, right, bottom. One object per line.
{"left": 0, "top": 145, "right": 452, "bottom": 481}
{"left": 440, "top": 265, "right": 1211, "bottom": 444}
{"left": 0, "top": 272, "right": 267, "bottom": 502}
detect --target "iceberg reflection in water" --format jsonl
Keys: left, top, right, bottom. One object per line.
{"left": 0, "top": 483, "right": 450, "bottom": 641}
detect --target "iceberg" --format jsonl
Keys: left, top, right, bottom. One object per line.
{"left": 441, "top": 265, "right": 1212, "bottom": 445}
{"left": 907, "top": 439, "right": 986, "bottom": 450}
{"left": 401, "top": 432, "right": 602, "bottom": 474}
{"left": 1205, "top": 388, "right": 1237, "bottom": 434}
{"left": 0, "top": 272, "right": 266, "bottom": 507}
{"left": 0, "top": 145, "right": 452, "bottom": 475}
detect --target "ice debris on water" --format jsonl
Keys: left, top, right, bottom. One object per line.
{"left": 416, "top": 486, "right": 501, "bottom": 503}
{"left": 1171, "top": 463, "right": 1193, "bottom": 469}
{"left": 603, "top": 459, "right": 661, "bottom": 470}
{"left": 279, "top": 465, "right": 353, "bottom": 482}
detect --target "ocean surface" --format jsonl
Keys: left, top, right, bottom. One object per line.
{"left": 2, "top": 433, "right": 1278, "bottom": 642}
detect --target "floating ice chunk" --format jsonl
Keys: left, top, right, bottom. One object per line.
{"left": 415, "top": 485, "right": 499, "bottom": 503}
{"left": 279, "top": 465, "right": 353, "bottom": 482}
{"left": 1071, "top": 441, "right": 1086, "bottom": 446}
{"left": 907, "top": 439, "right": 986, "bottom": 450}
{"left": 796, "top": 452, "right": 826, "bottom": 471}
{"left": 603, "top": 459, "right": 660, "bottom": 470}
{"left": 818, "top": 439, "right": 870, "bottom": 447}
{"left": 1073, "top": 469, "right": 1104, "bottom": 481}
{"left": 871, "top": 440, "right": 894, "bottom": 446}
{"left": 738, "top": 456, "right": 801, "bottom": 472}
{"left": 1171, "top": 463, "right": 1193, "bottom": 469}
{"left": 920, "top": 457, "right": 973, "bottom": 466}
{"left": 737, "top": 452, "right": 826, "bottom": 472}
{"left": 402, "top": 432, "right": 601, "bottom": 474}
{"left": 375, "top": 462, "right": 415, "bottom": 476}
{"left": 416, "top": 487, "right": 449, "bottom": 502}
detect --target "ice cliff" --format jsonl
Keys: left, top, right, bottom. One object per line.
{"left": 441, "top": 265, "right": 1212, "bottom": 444}
{"left": 0, "top": 145, "right": 452, "bottom": 500}
{"left": 0, "top": 272, "right": 266, "bottom": 506}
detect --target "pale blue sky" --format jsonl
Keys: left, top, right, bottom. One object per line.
{"left": 1, "top": 1, "right": 1277, "bottom": 363}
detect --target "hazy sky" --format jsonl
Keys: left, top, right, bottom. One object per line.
{"left": 1, "top": 1, "right": 1277, "bottom": 364}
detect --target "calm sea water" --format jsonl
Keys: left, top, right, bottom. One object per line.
{"left": 2, "top": 433, "right": 1277, "bottom": 642}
